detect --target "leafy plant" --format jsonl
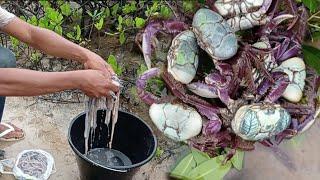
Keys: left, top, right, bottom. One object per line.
{"left": 302, "top": 44, "right": 320, "bottom": 74}
{"left": 137, "top": 64, "right": 148, "bottom": 76}
{"left": 170, "top": 149, "right": 233, "bottom": 180}
{"left": 60, "top": 2, "right": 72, "bottom": 16}
{"left": 230, "top": 150, "right": 244, "bottom": 171}
{"left": 155, "top": 147, "right": 164, "bottom": 158}
{"left": 135, "top": 17, "right": 146, "bottom": 28}
{"left": 107, "top": 54, "right": 123, "bottom": 76}
{"left": 66, "top": 25, "right": 82, "bottom": 41}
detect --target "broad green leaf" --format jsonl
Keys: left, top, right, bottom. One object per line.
{"left": 302, "top": 0, "right": 320, "bottom": 13}
{"left": 60, "top": 2, "right": 72, "bottom": 16}
{"left": 38, "top": 17, "right": 49, "bottom": 28}
{"left": 191, "top": 149, "right": 210, "bottom": 165}
{"left": 135, "top": 17, "right": 146, "bottom": 28}
{"left": 302, "top": 44, "right": 320, "bottom": 74}
{"left": 230, "top": 150, "right": 244, "bottom": 171}
{"left": 104, "top": 7, "right": 110, "bottom": 17}
{"left": 111, "top": 3, "right": 119, "bottom": 16}
{"left": 54, "top": 26, "right": 63, "bottom": 35}
{"left": 107, "top": 55, "right": 118, "bottom": 71}
{"left": 94, "top": 17, "right": 104, "bottom": 30}
{"left": 40, "top": 1, "right": 51, "bottom": 9}
{"left": 170, "top": 153, "right": 197, "bottom": 179}
{"left": 187, "top": 156, "right": 232, "bottom": 180}
{"left": 125, "top": 17, "right": 134, "bottom": 27}
{"left": 119, "top": 31, "right": 126, "bottom": 45}
{"left": 160, "top": 5, "right": 172, "bottom": 19}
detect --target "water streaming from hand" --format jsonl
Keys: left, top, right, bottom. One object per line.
{"left": 83, "top": 76, "right": 127, "bottom": 167}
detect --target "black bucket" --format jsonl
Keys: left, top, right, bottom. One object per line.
{"left": 68, "top": 110, "right": 157, "bottom": 180}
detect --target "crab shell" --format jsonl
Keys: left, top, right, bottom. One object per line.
{"left": 273, "top": 57, "right": 306, "bottom": 103}
{"left": 149, "top": 103, "right": 202, "bottom": 141}
{"left": 214, "top": 0, "right": 265, "bottom": 17}
{"left": 192, "top": 8, "right": 238, "bottom": 60}
{"left": 232, "top": 103, "right": 291, "bottom": 141}
{"left": 167, "top": 30, "right": 199, "bottom": 84}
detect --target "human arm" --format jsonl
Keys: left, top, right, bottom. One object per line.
{"left": 0, "top": 68, "right": 118, "bottom": 97}
{"left": 1, "top": 17, "right": 114, "bottom": 75}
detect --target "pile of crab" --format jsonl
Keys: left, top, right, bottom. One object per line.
{"left": 135, "top": 0, "right": 320, "bottom": 158}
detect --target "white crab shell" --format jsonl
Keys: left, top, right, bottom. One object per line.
{"left": 214, "top": 0, "right": 264, "bottom": 17}
{"left": 273, "top": 57, "right": 306, "bottom": 103}
{"left": 167, "top": 30, "right": 199, "bottom": 84}
{"left": 232, "top": 103, "right": 291, "bottom": 141}
{"left": 149, "top": 103, "right": 202, "bottom": 141}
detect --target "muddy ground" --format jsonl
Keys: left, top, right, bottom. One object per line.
{"left": 0, "top": 36, "right": 320, "bottom": 180}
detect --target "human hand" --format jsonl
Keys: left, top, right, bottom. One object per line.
{"left": 77, "top": 70, "right": 119, "bottom": 98}
{"left": 83, "top": 51, "right": 115, "bottom": 77}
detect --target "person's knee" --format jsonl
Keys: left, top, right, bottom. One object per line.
{"left": 0, "top": 47, "right": 16, "bottom": 68}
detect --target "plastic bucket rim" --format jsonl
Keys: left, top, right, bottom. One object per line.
{"left": 67, "top": 110, "right": 158, "bottom": 172}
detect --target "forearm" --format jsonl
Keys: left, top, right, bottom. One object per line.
{"left": 0, "top": 68, "right": 81, "bottom": 96}
{"left": 28, "top": 27, "right": 92, "bottom": 63}
{"left": 2, "top": 18, "right": 92, "bottom": 63}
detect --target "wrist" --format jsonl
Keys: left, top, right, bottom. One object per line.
{"left": 68, "top": 71, "right": 85, "bottom": 89}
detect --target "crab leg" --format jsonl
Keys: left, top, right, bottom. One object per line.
{"left": 137, "top": 20, "right": 188, "bottom": 69}
{"left": 161, "top": 70, "right": 221, "bottom": 123}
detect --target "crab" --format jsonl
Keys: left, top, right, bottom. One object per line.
{"left": 231, "top": 103, "right": 291, "bottom": 141}
{"left": 212, "top": 0, "right": 273, "bottom": 31}
{"left": 192, "top": 8, "right": 238, "bottom": 60}
{"left": 167, "top": 30, "right": 199, "bottom": 84}
{"left": 135, "top": 1, "right": 319, "bottom": 159}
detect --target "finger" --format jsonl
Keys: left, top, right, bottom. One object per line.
{"left": 108, "top": 83, "right": 120, "bottom": 92}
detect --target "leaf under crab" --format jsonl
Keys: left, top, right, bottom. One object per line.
{"left": 302, "top": 44, "right": 320, "bottom": 74}
{"left": 230, "top": 150, "right": 244, "bottom": 171}
{"left": 187, "top": 155, "right": 232, "bottom": 180}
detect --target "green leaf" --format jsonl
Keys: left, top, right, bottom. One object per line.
{"left": 66, "top": 32, "right": 75, "bottom": 40}
{"left": 60, "top": 2, "right": 72, "bottom": 16}
{"left": 111, "top": 3, "right": 119, "bottom": 16}
{"left": 38, "top": 17, "right": 49, "bottom": 28}
{"left": 191, "top": 149, "right": 210, "bottom": 165}
{"left": 187, "top": 156, "right": 232, "bottom": 180}
{"left": 155, "top": 147, "right": 164, "bottom": 158}
{"left": 170, "top": 153, "right": 197, "bottom": 179}
{"left": 54, "top": 26, "right": 63, "bottom": 35}
{"left": 107, "top": 55, "right": 122, "bottom": 76}
{"left": 119, "top": 31, "right": 126, "bottom": 44}
{"left": 230, "top": 150, "right": 244, "bottom": 171}
{"left": 75, "top": 25, "right": 81, "bottom": 41}
{"left": 104, "top": 7, "right": 110, "bottom": 17}
{"left": 137, "top": 64, "right": 148, "bottom": 76}
{"left": 107, "top": 55, "right": 118, "bottom": 71}
{"left": 302, "top": 44, "right": 320, "bottom": 74}
{"left": 135, "top": 17, "right": 146, "bottom": 28}
{"left": 160, "top": 5, "right": 172, "bottom": 19}
{"left": 302, "top": 0, "right": 320, "bottom": 13}
{"left": 94, "top": 17, "right": 104, "bottom": 30}
{"left": 125, "top": 17, "right": 134, "bottom": 27}
{"left": 40, "top": 1, "right": 51, "bottom": 9}
{"left": 86, "top": 10, "right": 94, "bottom": 17}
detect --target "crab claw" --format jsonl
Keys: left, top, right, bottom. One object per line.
{"left": 138, "top": 20, "right": 188, "bottom": 69}
{"left": 187, "top": 82, "right": 218, "bottom": 98}
{"left": 136, "top": 68, "right": 162, "bottom": 105}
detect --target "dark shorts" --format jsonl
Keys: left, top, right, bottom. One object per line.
{"left": 0, "top": 46, "right": 16, "bottom": 121}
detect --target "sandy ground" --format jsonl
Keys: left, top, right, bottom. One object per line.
{"left": 0, "top": 97, "right": 320, "bottom": 180}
